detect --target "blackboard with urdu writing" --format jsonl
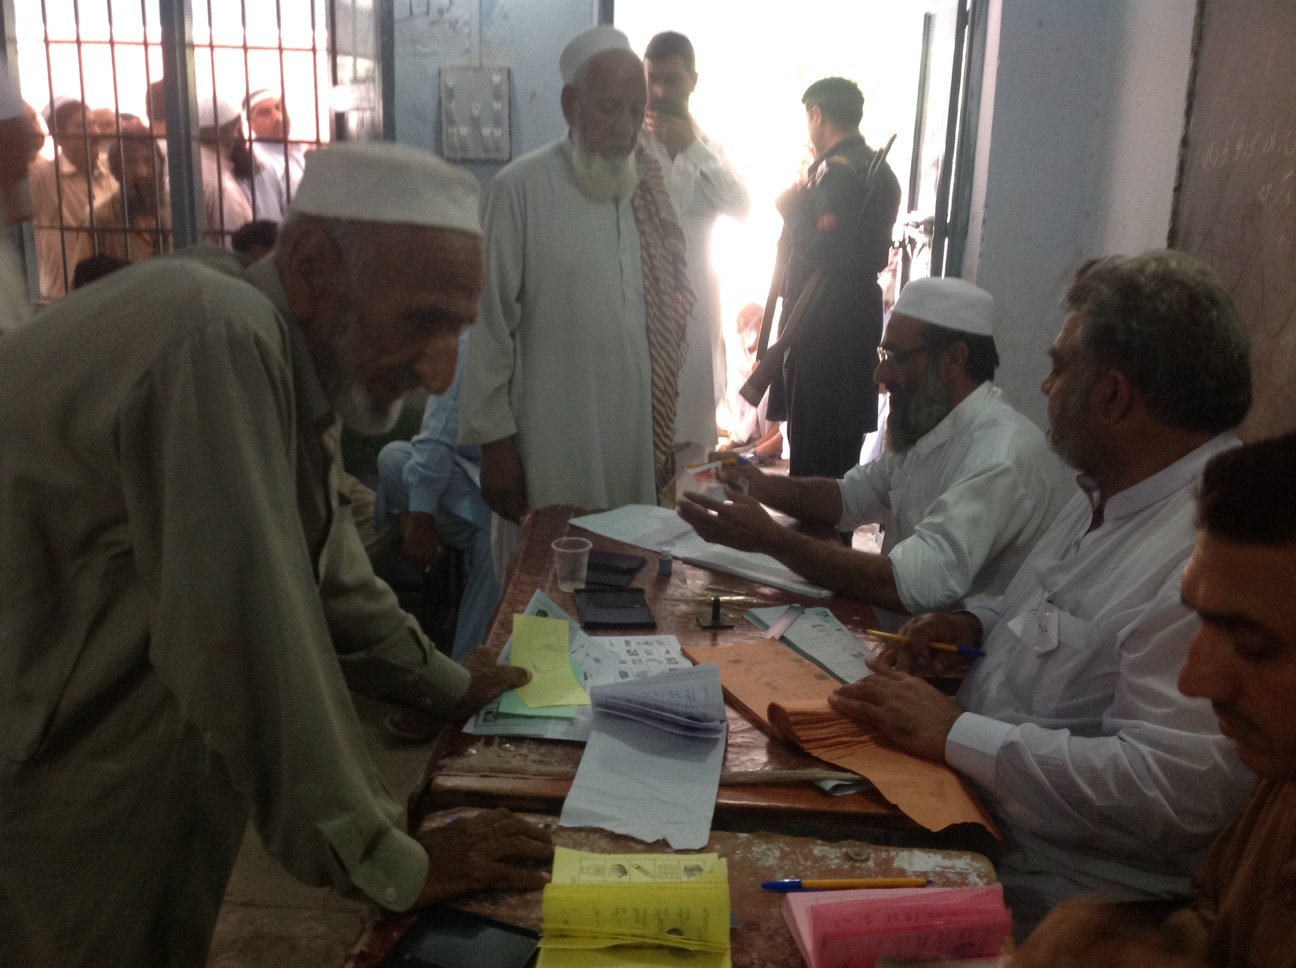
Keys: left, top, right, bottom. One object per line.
{"left": 1171, "top": 0, "right": 1296, "bottom": 438}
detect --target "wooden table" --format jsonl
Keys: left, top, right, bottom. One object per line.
{"left": 410, "top": 504, "right": 915, "bottom": 832}
{"left": 344, "top": 812, "right": 998, "bottom": 968}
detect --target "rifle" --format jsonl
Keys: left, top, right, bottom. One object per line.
{"left": 739, "top": 134, "right": 897, "bottom": 408}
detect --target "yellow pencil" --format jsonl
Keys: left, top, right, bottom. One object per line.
{"left": 865, "top": 628, "right": 986, "bottom": 659}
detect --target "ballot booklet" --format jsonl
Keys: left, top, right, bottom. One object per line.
{"left": 537, "top": 846, "right": 731, "bottom": 968}
{"left": 783, "top": 884, "right": 1010, "bottom": 968}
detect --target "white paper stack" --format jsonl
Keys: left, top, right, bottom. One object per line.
{"left": 560, "top": 664, "right": 728, "bottom": 849}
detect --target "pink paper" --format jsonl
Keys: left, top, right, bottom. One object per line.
{"left": 783, "top": 885, "right": 1010, "bottom": 968}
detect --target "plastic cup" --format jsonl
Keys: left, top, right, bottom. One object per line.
{"left": 551, "top": 536, "right": 592, "bottom": 592}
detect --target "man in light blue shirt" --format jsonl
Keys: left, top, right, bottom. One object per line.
{"left": 378, "top": 333, "right": 500, "bottom": 661}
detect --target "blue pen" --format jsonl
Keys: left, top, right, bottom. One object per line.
{"left": 762, "top": 877, "right": 929, "bottom": 892}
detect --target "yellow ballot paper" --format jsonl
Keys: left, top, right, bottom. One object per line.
{"left": 510, "top": 614, "right": 590, "bottom": 708}
{"left": 538, "top": 847, "right": 732, "bottom": 968}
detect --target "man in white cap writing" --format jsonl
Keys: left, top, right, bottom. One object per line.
{"left": 830, "top": 252, "right": 1255, "bottom": 936}
{"left": 0, "top": 142, "right": 550, "bottom": 967}
{"left": 679, "top": 276, "right": 1072, "bottom": 629}
{"left": 460, "top": 25, "right": 693, "bottom": 566}
{"left": 241, "top": 85, "right": 307, "bottom": 220}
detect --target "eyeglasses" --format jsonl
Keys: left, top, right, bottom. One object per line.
{"left": 876, "top": 342, "right": 934, "bottom": 366}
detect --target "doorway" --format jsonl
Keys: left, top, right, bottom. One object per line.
{"left": 615, "top": 0, "right": 973, "bottom": 442}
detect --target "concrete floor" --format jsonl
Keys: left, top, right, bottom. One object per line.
{"left": 206, "top": 694, "right": 432, "bottom": 968}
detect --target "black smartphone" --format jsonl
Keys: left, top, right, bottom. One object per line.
{"left": 573, "top": 587, "right": 657, "bottom": 629}
{"left": 585, "top": 550, "right": 648, "bottom": 587}
{"left": 379, "top": 906, "right": 539, "bottom": 968}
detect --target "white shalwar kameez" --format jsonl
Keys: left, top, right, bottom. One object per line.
{"left": 460, "top": 137, "right": 657, "bottom": 512}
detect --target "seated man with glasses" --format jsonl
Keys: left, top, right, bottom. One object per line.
{"left": 678, "top": 276, "right": 1074, "bottom": 628}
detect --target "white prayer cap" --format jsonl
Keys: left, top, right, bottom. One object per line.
{"left": 196, "top": 92, "right": 240, "bottom": 129}
{"left": 289, "top": 142, "right": 481, "bottom": 236}
{"left": 42, "top": 95, "right": 78, "bottom": 129}
{"left": 892, "top": 276, "right": 996, "bottom": 338}
{"left": 244, "top": 87, "right": 280, "bottom": 114}
{"left": 0, "top": 73, "right": 23, "bottom": 121}
{"left": 559, "top": 26, "right": 633, "bottom": 84}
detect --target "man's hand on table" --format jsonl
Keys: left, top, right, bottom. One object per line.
{"left": 448, "top": 649, "right": 531, "bottom": 720}
{"left": 828, "top": 656, "right": 964, "bottom": 761}
{"left": 480, "top": 437, "right": 527, "bottom": 523}
{"left": 411, "top": 809, "right": 554, "bottom": 908}
{"left": 677, "top": 488, "right": 783, "bottom": 552}
{"left": 1013, "top": 900, "right": 1208, "bottom": 968}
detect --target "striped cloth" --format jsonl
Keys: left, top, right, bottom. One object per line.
{"left": 631, "top": 144, "right": 694, "bottom": 507}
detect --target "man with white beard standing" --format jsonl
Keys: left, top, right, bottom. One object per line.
{"left": 460, "top": 25, "right": 694, "bottom": 566}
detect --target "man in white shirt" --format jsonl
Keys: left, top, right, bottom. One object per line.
{"left": 640, "top": 31, "right": 749, "bottom": 466}
{"left": 242, "top": 86, "right": 306, "bottom": 221}
{"left": 678, "top": 277, "right": 1073, "bottom": 627}
{"left": 460, "top": 25, "right": 692, "bottom": 568}
{"left": 830, "top": 250, "right": 1256, "bottom": 934}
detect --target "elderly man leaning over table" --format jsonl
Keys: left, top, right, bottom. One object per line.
{"left": 679, "top": 276, "right": 1074, "bottom": 630}
{"left": 827, "top": 251, "right": 1256, "bottom": 936}
{"left": 0, "top": 143, "right": 551, "bottom": 968}
{"left": 1012, "top": 431, "right": 1296, "bottom": 968}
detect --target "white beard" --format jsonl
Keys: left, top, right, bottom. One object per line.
{"left": 336, "top": 382, "right": 405, "bottom": 435}
{"left": 572, "top": 139, "right": 639, "bottom": 202}
{"left": 326, "top": 305, "right": 411, "bottom": 435}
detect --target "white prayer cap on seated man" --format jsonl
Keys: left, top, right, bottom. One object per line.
{"left": 288, "top": 142, "right": 481, "bottom": 237}
{"left": 891, "top": 276, "right": 996, "bottom": 338}
{"left": 559, "top": 25, "right": 634, "bottom": 84}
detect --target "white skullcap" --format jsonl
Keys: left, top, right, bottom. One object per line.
{"left": 196, "top": 92, "right": 241, "bottom": 129}
{"left": 0, "top": 73, "right": 23, "bottom": 121}
{"left": 559, "top": 25, "right": 633, "bottom": 84}
{"left": 42, "top": 95, "right": 77, "bottom": 129}
{"left": 892, "top": 276, "right": 997, "bottom": 338}
{"left": 244, "top": 87, "right": 280, "bottom": 114}
{"left": 289, "top": 142, "right": 481, "bottom": 236}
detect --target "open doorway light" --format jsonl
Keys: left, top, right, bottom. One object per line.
{"left": 616, "top": 1, "right": 939, "bottom": 361}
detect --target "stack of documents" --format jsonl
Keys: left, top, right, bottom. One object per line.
{"left": 688, "top": 639, "right": 998, "bottom": 835}
{"left": 560, "top": 664, "right": 727, "bottom": 849}
{"left": 784, "top": 885, "right": 1010, "bottom": 967}
{"left": 538, "top": 846, "right": 731, "bottom": 968}
{"left": 570, "top": 505, "right": 831, "bottom": 597}
{"left": 746, "top": 604, "right": 875, "bottom": 682}
{"left": 466, "top": 590, "right": 692, "bottom": 742}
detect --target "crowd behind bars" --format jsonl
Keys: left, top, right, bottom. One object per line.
{"left": 26, "top": 78, "right": 312, "bottom": 301}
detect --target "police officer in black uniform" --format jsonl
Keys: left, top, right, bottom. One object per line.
{"left": 768, "top": 77, "right": 901, "bottom": 482}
